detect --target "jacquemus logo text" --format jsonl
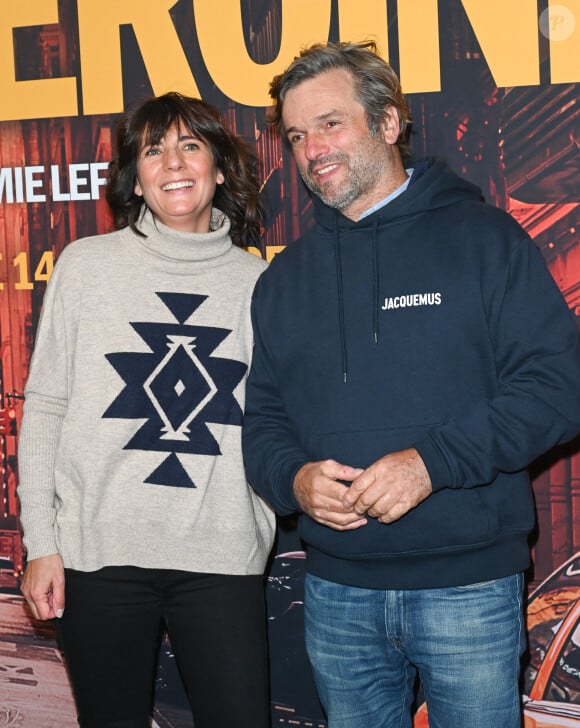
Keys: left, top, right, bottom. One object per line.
{"left": 381, "top": 292, "right": 442, "bottom": 310}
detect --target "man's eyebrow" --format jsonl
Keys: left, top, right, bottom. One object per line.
{"left": 285, "top": 110, "right": 344, "bottom": 135}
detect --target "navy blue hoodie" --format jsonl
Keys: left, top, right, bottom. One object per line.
{"left": 243, "top": 159, "right": 580, "bottom": 589}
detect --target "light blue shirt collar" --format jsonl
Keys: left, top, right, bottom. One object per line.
{"left": 358, "top": 168, "right": 414, "bottom": 220}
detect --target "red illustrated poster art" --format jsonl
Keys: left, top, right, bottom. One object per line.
{"left": 0, "top": 1, "right": 578, "bottom": 726}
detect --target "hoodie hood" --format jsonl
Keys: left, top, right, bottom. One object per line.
{"left": 310, "top": 158, "right": 484, "bottom": 381}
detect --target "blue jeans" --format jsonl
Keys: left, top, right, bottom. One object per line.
{"left": 304, "top": 573, "right": 525, "bottom": 728}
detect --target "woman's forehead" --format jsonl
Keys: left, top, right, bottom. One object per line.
{"left": 140, "top": 118, "right": 203, "bottom": 145}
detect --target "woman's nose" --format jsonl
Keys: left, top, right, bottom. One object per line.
{"left": 164, "top": 146, "right": 185, "bottom": 169}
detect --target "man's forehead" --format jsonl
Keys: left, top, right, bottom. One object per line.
{"left": 284, "top": 67, "right": 355, "bottom": 100}
{"left": 281, "top": 69, "right": 360, "bottom": 126}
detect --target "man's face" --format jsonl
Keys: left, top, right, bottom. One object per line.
{"left": 281, "top": 68, "right": 403, "bottom": 221}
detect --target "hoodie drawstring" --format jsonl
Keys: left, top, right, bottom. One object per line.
{"left": 334, "top": 217, "right": 380, "bottom": 384}
{"left": 372, "top": 218, "right": 379, "bottom": 344}
{"left": 334, "top": 219, "right": 348, "bottom": 383}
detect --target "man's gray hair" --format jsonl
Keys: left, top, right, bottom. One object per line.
{"left": 269, "top": 41, "right": 413, "bottom": 161}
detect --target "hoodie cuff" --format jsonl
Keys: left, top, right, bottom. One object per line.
{"left": 276, "top": 457, "right": 307, "bottom": 514}
{"left": 414, "top": 434, "right": 456, "bottom": 492}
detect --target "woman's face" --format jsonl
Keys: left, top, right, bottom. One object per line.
{"left": 134, "top": 124, "right": 224, "bottom": 233}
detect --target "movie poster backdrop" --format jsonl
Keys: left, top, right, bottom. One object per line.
{"left": 0, "top": 1, "right": 579, "bottom": 726}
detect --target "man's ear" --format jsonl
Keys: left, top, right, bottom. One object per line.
{"left": 379, "top": 106, "right": 401, "bottom": 146}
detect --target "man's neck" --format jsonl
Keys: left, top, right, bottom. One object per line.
{"left": 357, "top": 168, "right": 413, "bottom": 221}
{"left": 342, "top": 160, "right": 409, "bottom": 222}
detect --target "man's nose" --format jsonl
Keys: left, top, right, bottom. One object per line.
{"left": 304, "top": 132, "right": 330, "bottom": 160}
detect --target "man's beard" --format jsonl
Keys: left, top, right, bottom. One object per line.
{"left": 300, "top": 152, "right": 359, "bottom": 211}
{"left": 299, "top": 136, "right": 389, "bottom": 214}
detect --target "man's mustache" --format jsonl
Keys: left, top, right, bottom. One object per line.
{"left": 307, "top": 153, "right": 347, "bottom": 176}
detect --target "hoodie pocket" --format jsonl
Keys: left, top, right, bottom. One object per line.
{"left": 308, "top": 424, "right": 435, "bottom": 469}
{"left": 301, "top": 426, "right": 504, "bottom": 557}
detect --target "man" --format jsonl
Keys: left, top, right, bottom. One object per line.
{"left": 243, "top": 41, "right": 580, "bottom": 727}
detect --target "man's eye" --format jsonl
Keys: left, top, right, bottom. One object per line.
{"left": 289, "top": 135, "right": 304, "bottom": 146}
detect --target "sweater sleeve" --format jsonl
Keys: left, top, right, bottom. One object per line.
{"left": 242, "top": 277, "right": 308, "bottom": 515}
{"left": 415, "top": 234, "right": 580, "bottom": 491}
{"left": 17, "top": 259, "right": 71, "bottom": 560}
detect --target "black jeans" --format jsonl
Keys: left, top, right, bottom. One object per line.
{"left": 56, "top": 566, "right": 270, "bottom": 728}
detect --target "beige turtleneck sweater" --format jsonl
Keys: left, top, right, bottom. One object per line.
{"left": 18, "top": 208, "right": 274, "bottom": 575}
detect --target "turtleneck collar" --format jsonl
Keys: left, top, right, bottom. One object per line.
{"left": 133, "top": 207, "right": 233, "bottom": 262}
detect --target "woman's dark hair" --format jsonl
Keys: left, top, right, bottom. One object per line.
{"left": 269, "top": 41, "right": 413, "bottom": 162}
{"left": 106, "top": 92, "right": 263, "bottom": 247}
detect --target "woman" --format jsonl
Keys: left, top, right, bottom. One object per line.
{"left": 18, "top": 92, "right": 275, "bottom": 728}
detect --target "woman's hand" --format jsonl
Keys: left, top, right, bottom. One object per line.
{"left": 20, "top": 554, "right": 65, "bottom": 621}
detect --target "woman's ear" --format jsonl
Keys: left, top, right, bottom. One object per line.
{"left": 216, "top": 169, "right": 225, "bottom": 185}
{"left": 134, "top": 179, "right": 143, "bottom": 197}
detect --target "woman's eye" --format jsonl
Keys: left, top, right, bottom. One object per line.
{"left": 183, "top": 142, "right": 199, "bottom": 151}
{"left": 144, "top": 147, "right": 160, "bottom": 156}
